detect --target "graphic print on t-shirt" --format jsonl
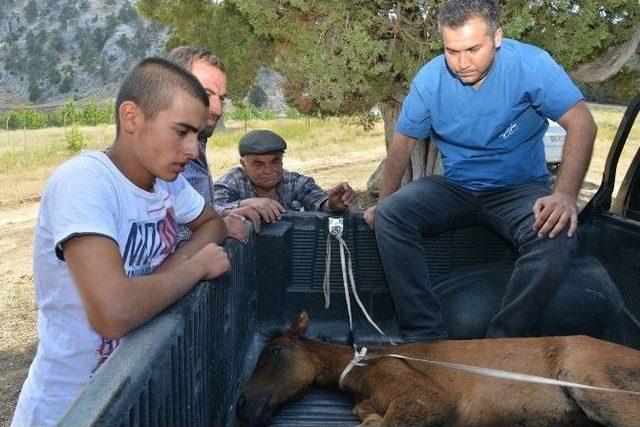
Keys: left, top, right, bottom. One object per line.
{"left": 90, "top": 202, "right": 179, "bottom": 372}
{"left": 122, "top": 205, "right": 177, "bottom": 277}
{"left": 92, "top": 337, "right": 120, "bottom": 374}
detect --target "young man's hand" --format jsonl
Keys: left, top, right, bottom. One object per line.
{"left": 325, "top": 182, "right": 356, "bottom": 212}
{"left": 191, "top": 243, "right": 231, "bottom": 279}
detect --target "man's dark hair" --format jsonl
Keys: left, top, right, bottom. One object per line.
{"left": 167, "top": 45, "right": 226, "bottom": 73}
{"left": 114, "top": 57, "right": 209, "bottom": 135}
{"left": 438, "top": 0, "right": 501, "bottom": 36}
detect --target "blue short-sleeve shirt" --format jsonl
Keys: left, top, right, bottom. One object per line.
{"left": 396, "top": 38, "right": 583, "bottom": 191}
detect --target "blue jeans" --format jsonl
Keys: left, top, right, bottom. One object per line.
{"left": 375, "top": 176, "right": 577, "bottom": 340}
{"left": 432, "top": 257, "right": 640, "bottom": 349}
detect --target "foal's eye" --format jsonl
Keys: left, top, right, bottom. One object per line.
{"left": 269, "top": 344, "right": 288, "bottom": 357}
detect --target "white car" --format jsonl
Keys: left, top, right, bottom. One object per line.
{"left": 543, "top": 119, "right": 566, "bottom": 175}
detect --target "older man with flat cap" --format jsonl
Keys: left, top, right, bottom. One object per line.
{"left": 214, "top": 129, "right": 356, "bottom": 223}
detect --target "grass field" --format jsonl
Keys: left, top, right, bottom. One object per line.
{"left": 1, "top": 105, "right": 639, "bottom": 425}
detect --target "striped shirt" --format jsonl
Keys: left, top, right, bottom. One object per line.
{"left": 176, "top": 136, "right": 213, "bottom": 246}
{"left": 214, "top": 167, "right": 329, "bottom": 212}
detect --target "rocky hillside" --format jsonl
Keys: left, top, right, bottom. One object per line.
{"left": 0, "top": 0, "right": 168, "bottom": 108}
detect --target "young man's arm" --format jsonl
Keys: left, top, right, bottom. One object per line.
{"left": 64, "top": 232, "right": 230, "bottom": 340}
{"left": 364, "top": 131, "right": 418, "bottom": 227}
{"left": 533, "top": 101, "right": 597, "bottom": 238}
{"left": 157, "top": 205, "right": 226, "bottom": 271}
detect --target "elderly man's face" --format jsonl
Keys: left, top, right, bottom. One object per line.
{"left": 190, "top": 59, "right": 227, "bottom": 137}
{"left": 240, "top": 153, "right": 284, "bottom": 192}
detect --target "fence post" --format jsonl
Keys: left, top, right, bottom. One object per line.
{"left": 63, "top": 111, "right": 69, "bottom": 139}
{"left": 5, "top": 116, "right": 10, "bottom": 145}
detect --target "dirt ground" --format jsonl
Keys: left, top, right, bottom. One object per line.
{"left": 0, "top": 202, "right": 39, "bottom": 425}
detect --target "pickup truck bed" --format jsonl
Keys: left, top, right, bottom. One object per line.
{"left": 60, "top": 94, "right": 640, "bottom": 427}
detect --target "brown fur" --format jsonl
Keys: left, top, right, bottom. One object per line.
{"left": 237, "top": 312, "right": 640, "bottom": 426}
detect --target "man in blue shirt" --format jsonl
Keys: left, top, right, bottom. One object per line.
{"left": 364, "top": 0, "right": 598, "bottom": 341}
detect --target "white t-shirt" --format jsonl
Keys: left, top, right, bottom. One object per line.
{"left": 12, "top": 151, "right": 204, "bottom": 426}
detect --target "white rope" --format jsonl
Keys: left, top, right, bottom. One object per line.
{"left": 345, "top": 352, "right": 640, "bottom": 397}
{"left": 323, "top": 222, "right": 397, "bottom": 346}
{"left": 338, "top": 347, "right": 368, "bottom": 390}
{"left": 338, "top": 234, "right": 354, "bottom": 332}
{"left": 334, "top": 233, "right": 397, "bottom": 345}
{"left": 323, "top": 234, "right": 332, "bottom": 309}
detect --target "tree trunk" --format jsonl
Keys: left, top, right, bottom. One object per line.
{"left": 569, "top": 19, "right": 640, "bottom": 83}
{"left": 367, "top": 100, "right": 441, "bottom": 195}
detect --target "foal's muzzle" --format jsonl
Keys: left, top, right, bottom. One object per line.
{"left": 236, "top": 391, "right": 274, "bottom": 426}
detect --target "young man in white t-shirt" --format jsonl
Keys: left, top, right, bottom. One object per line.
{"left": 12, "top": 57, "right": 231, "bottom": 426}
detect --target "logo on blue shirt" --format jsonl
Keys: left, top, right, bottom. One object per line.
{"left": 500, "top": 123, "right": 518, "bottom": 139}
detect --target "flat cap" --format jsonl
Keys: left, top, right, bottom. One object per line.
{"left": 238, "top": 130, "right": 287, "bottom": 156}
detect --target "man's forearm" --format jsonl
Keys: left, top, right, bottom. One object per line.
{"left": 104, "top": 258, "right": 208, "bottom": 338}
{"left": 157, "top": 216, "right": 226, "bottom": 272}
{"left": 379, "top": 132, "right": 418, "bottom": 199}
{"left": 555, "top": 103, "right": 597, "bottom": 199}
{"left": 65, "top": 236, "right": 214, "bottom": 340}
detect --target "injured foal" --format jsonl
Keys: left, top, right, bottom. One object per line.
{"left": 237, "top": 311, "right": 640, "bottom": 426}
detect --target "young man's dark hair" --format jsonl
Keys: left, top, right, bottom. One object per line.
{"left": 438, "top": 0, "right": 501, "bottom": 35}
{"left": 114, "top": 57, "right": 209, "bottom": 135}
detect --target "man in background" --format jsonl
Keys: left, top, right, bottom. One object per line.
{"left": 168, "top": 46, "right": 261, "bottom": 242}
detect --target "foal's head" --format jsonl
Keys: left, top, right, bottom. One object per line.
{"left": 236, "top": 311, "right": 318, "bottom": 426}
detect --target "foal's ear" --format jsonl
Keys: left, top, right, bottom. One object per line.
{"left": 288, "top": 311, "right": 309, "bottom": 336}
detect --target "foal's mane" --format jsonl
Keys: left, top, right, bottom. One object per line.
{"left": 260, "top": 327, "right": 287, "bottom": 341}
{"left": 260, "top": 327, "right": 333, "bottom": 343}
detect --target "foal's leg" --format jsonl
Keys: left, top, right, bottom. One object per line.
{"left": 354, "top": 399, "right": 384, "bottom": 427}
{"left": 379, "top": 391, "right": 454, "bottom": 426}
{"left": 560, "top": 337, "right": 640, "bottom": 426}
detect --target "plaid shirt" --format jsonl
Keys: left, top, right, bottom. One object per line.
{"left": 176, "top": 136, "right": 213, "bottom": 247}
{"left": 214, "top": 167, "right": 329, "bottom": 212}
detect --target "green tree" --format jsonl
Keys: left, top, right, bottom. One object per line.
{"left": 59, "top": 73, "right": 73, "bottom": 94}
{"left": 49, "top": 32, "right": 65, "bottom": 53}
{"left": 66, "top": 125, "right": 88, "bottom": 152}
{"left": 247, "top": 85, "right": 267, "bottom": 109}
{"left": 25, "top": 0, "right": 38, "bottom": 23}
{"left": 15, "top": 108, "right": 47, "bottom": 129}
{"left": 47, "top": 63, "right": 62, "bottom": 85}
{"left": 28, "top": 78, "right": 42, "bottom": 103}
{"left": 137, "top": 0, "right": 275, "bottom": 99}
{"left": 4, "top": 44, "right": 24, "bottom": 74}
{"left": 138, "top": 0, "right": 640, "bottom": 183}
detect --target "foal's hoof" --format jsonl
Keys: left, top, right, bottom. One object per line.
{"left": 357, "top": 413, "right": 383, "bottom": 427}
